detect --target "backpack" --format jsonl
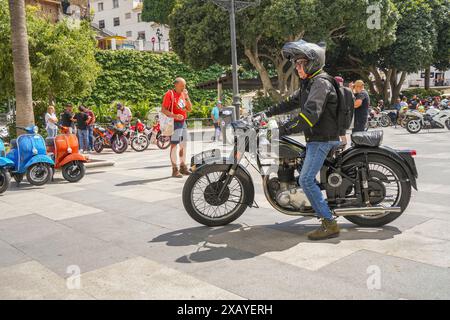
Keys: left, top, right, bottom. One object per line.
{"left": 308, "top": 73, "right": 355, "bottom": 132}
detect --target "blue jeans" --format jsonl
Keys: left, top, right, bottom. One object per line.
{"left": 87, "top": 125, "right": 94, "bottom": 150}
{"left": 299, "top": 141, "right": 341, "bottom": 220}
{"left": 46, "top": 127, "right": 57, "bottom": 138}
{"left": 77, "top": 129, "right": 88, "bottom": 151}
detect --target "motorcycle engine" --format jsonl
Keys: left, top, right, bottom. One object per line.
{"left": 269, "top": 164, "right": 311, "bottom": 210}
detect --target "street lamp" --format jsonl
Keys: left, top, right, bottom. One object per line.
{"left": 156, "top": 28, "right": 163, "bottom": 51}
{"left": 209, "top": 0, "right": 260, "bottom": 118}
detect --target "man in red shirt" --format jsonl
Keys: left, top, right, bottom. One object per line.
{"left": 161, "top": 77, "right": 192, "bottom": 178}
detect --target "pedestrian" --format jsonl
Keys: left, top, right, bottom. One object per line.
{"left": 45, "top": 105, "right": 58, "bottom": 138}
{"left": 60, "top": 103, "right": 75, "bottom": 134}
{"left": 211, "top": 100, "right": 222, "bottom": 142}
{"left": 352, "top": 80, "right": 370, "bottom": 132}
{"left": 84, "top": 106, "right": 96, "bottom": 151}
{"left": 161, "top": 77, "right": 192, "bottom": 178}
{"left": 74, "top": 106, "right": 91, "bottom": 153}
{"left": 116, "top": 103, "right": 132, "bottom": 125}
{"left": 263, "top": 39, "right": 343, "bottom": 240}
{"left": 409, "top": 95, "right": 419, "bottom": 110}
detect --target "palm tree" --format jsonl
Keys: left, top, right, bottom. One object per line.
{"left": 8, "top": 0, "right": 34, "bottom": 135}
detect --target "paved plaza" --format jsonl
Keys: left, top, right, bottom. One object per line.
{"left": 0, "top": 127, "right": 449, "bottom": 299}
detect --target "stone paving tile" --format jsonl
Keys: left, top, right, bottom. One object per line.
{"left": 0, "top": 240, "right": 30, "bottom": 268}
{"left": 111, "top": 187, "right": 180, "bottom": 204}
{"left": 318, "top": 250, "right": 450, "bottom": 299}
{"left": 0, "top": 192, "right": 101, "bottom": 221}
{"left": 0, "top": 261, "right": 93, "bottom": 299}
{"left": 80, "top": 256, "right": 243, "bottom": 300}
{"left": 405, "top": 219, "right": 450, "bottom": 241}
{"left": 0, "top": 202, "right": 35, "bottom": 221}
{"left": 60, "top": 212, "right": 156, "bottom": 242}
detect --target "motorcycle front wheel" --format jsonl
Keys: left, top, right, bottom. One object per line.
{"left": 131, "top": 135, "right": 149, "bottom": 152}
{"left": 0, "top": 169, "right": 11, "bottom": 194}
{"left": 380, "top": 115, "right": 391, "bottom": 127}
{"left": 26, "top": 163, "right": 51, "bottom": 186}
{"left": 111, "top": 135, "right": 128, "bottom": 154}
{"left": 182, "top": 165, "right": 253, "bottom": 227}
{"left": 406, "top": 119, "right": 422, "bottom": 134}
{"left": 62, "top": 161, "right": 85, "bottom": 183}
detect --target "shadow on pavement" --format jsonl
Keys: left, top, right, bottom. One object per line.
{"left": 149, "top": 219, "right": 401, "bottom": 264}
{"left": 115, "top": 176, "right": 173, "bottom": 187}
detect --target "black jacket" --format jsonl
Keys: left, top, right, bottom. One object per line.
{"left": 266, "top": 71, "right": 341, "bottom": 142}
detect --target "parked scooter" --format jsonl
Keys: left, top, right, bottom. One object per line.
{"left": 406, "top": 108, "right": 450, "bottom": 133}
{"left": 46, "top": 126, "right": 87, "bottom": 182}
{"left": 6, "top": 126, "right": 54, "bottom": 186}
{"left": 0, "top": 138, "right": 14, "bottom": 194}
{"left": 145, "top": 116, "right": 171, "bottom": 150}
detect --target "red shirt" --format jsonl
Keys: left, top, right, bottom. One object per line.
{"left": 162, "top": 90, "right": 187, "bottom": 122}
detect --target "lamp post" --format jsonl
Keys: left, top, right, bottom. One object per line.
{"left": 209, "top": 0, "right": 260, "bottom": 118}
{"left": 156, "top": 28, "right": 163, "bottom": 52}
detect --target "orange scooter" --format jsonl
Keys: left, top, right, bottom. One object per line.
{"left": 46, "top": 126, "right": 87, "bottom": 182}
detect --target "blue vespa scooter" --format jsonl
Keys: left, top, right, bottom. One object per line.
{"left": 0, "top": 137, "right": 14, "bottom": 194}
{"left": 6, "top": 125, "right": 54, "bottom": 186}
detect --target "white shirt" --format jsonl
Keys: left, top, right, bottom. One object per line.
{"left": 45, "top": 112, "right": 57, "bottom": 130}
{"left": 117, "top": 107, "right": 132, "bottom": 123}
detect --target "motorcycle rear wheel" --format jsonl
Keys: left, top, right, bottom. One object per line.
{"left": 93, "top": 136, "right": 104, "bottom": 153}
{"left": 380, "top": 115, "right": 391, "bottom": 127}
{"left": 182, "top": 165, "right": 252, "bottom": 227}
{"left": 0, "top": 169, "right": 10, "bottom": 194}
{"left": 157, "top": 135, "right": 171, "bottom": 150}
{"left": 340, "top": 155, "right": 411, "bottom": 227}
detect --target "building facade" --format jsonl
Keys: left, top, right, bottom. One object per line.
{"left": 25, "top": 0, "right": 62, "bottom": 23}
{"left": 89, "top": 0, "right": 170, "bottom": 51}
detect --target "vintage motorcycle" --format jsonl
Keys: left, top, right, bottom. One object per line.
{"left": 182, "top": 117, "right": 418, "bottom": 228}
{"left": 406, "top": 107, "right": 450, "bottom": 133}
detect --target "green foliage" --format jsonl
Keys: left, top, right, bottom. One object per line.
{"left": 251, "top": 92, "right": 277, "bottom": 113}
{"left": 0, "top": 1, "right": 100, "bottom": 102}
{"left": 401, "top": 88, "right": 443, "bottom": 99}
{"left": 142, "top": 0, "right": 176, "bottom": 25}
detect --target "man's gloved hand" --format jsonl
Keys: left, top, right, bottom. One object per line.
{"left": 277, "top": 119, "right": 292, "bottom": 137}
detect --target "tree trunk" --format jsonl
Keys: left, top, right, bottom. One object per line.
{"left": 390, "top": 71, "right": 407, "bottom": 104}
{"left": 8, "top": 0, "right": 34, "bottom": 135}
{"left": 244, "top": 47, "right": 281, "bottom": 102}
{"left": 424, "top": 66, "right": 431, "bottom": 90}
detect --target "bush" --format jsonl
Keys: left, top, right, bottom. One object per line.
{"left": 252, "top": 91, "right": 277, "bottom": 113}
{"left": 401, "top": 88, "right": 443, "bottom": 99}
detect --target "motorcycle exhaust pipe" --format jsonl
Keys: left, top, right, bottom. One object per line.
{"left": 334, "top": 206, "right": 402, "bottom": 217}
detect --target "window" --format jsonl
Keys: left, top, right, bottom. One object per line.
{"left": 99, "top": 20, "right": 105, "bottom": 29}
{"left": 98, "top": 2, "right": 103, "bottom": 11}
{"left": 137, "top": 31, "right": 146, "bottom": 41}
{"left": 126, "top": 31, "right": 132, "bottom": 38}
{"left": 113, "top": 17, "right": 120, "bottom": 26}
{"left": 125, "top": 12, "right": 131, "bottom": 19}
{"left": 137, "top": 13, "right": 142, "bottom": 22}
{"left": 113, "top": 0, "right": 119, "bottom": 9}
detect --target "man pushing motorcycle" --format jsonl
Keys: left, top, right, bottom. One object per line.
{"left": 261, "top": 40, "right": 349, "bottom": 241}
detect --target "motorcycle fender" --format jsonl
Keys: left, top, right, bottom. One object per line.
{"left": 24, "top": 155, "right": 55, "bottom": 170}
{"left": 0, "top": 157, "right": 14, "bottom": 168}
{"left": 58, "top": 153, "right": 87, "bottom": 168}
{"left": 341, "top": 146, "right": 418, "bottom": 190}
{"left": 194, "top": 160, "right": 255, "bottom": 207}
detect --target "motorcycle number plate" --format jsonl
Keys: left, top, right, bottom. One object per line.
{"left": 192, "top": 149, "right": 221, "bottom": 165}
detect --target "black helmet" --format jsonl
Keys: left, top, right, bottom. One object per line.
{"left": 282, "top": 39, "right": 326, "bottom": 75}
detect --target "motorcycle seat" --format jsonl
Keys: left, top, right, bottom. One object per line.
{"left": 45, "top": 137, "right": 55, "bottom": 147}
{"left": 10, "top": 139, "right": 17, "bottom": 148}
{"left": 351, "top": 130, "right": 383, "bottom": 147}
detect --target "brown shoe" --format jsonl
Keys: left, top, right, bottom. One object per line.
{"left": 179, "top": 164, "right": 190, "bottom": 176}
{"left": 172, "top": 166, "right": 183, "bottom": 178}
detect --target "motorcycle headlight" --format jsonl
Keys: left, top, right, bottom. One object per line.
{"left": 67, "top": 147, "right": 72, "bottom": 154}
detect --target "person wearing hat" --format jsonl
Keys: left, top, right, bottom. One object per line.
{"left": 262, "top": 39, "right": 342, "bottom": 240}
{"left": 116, "top": 103, "right": 132, "bottom": 125}
{"left": 211, "top": 100, "right": 222, "bottom": 142}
